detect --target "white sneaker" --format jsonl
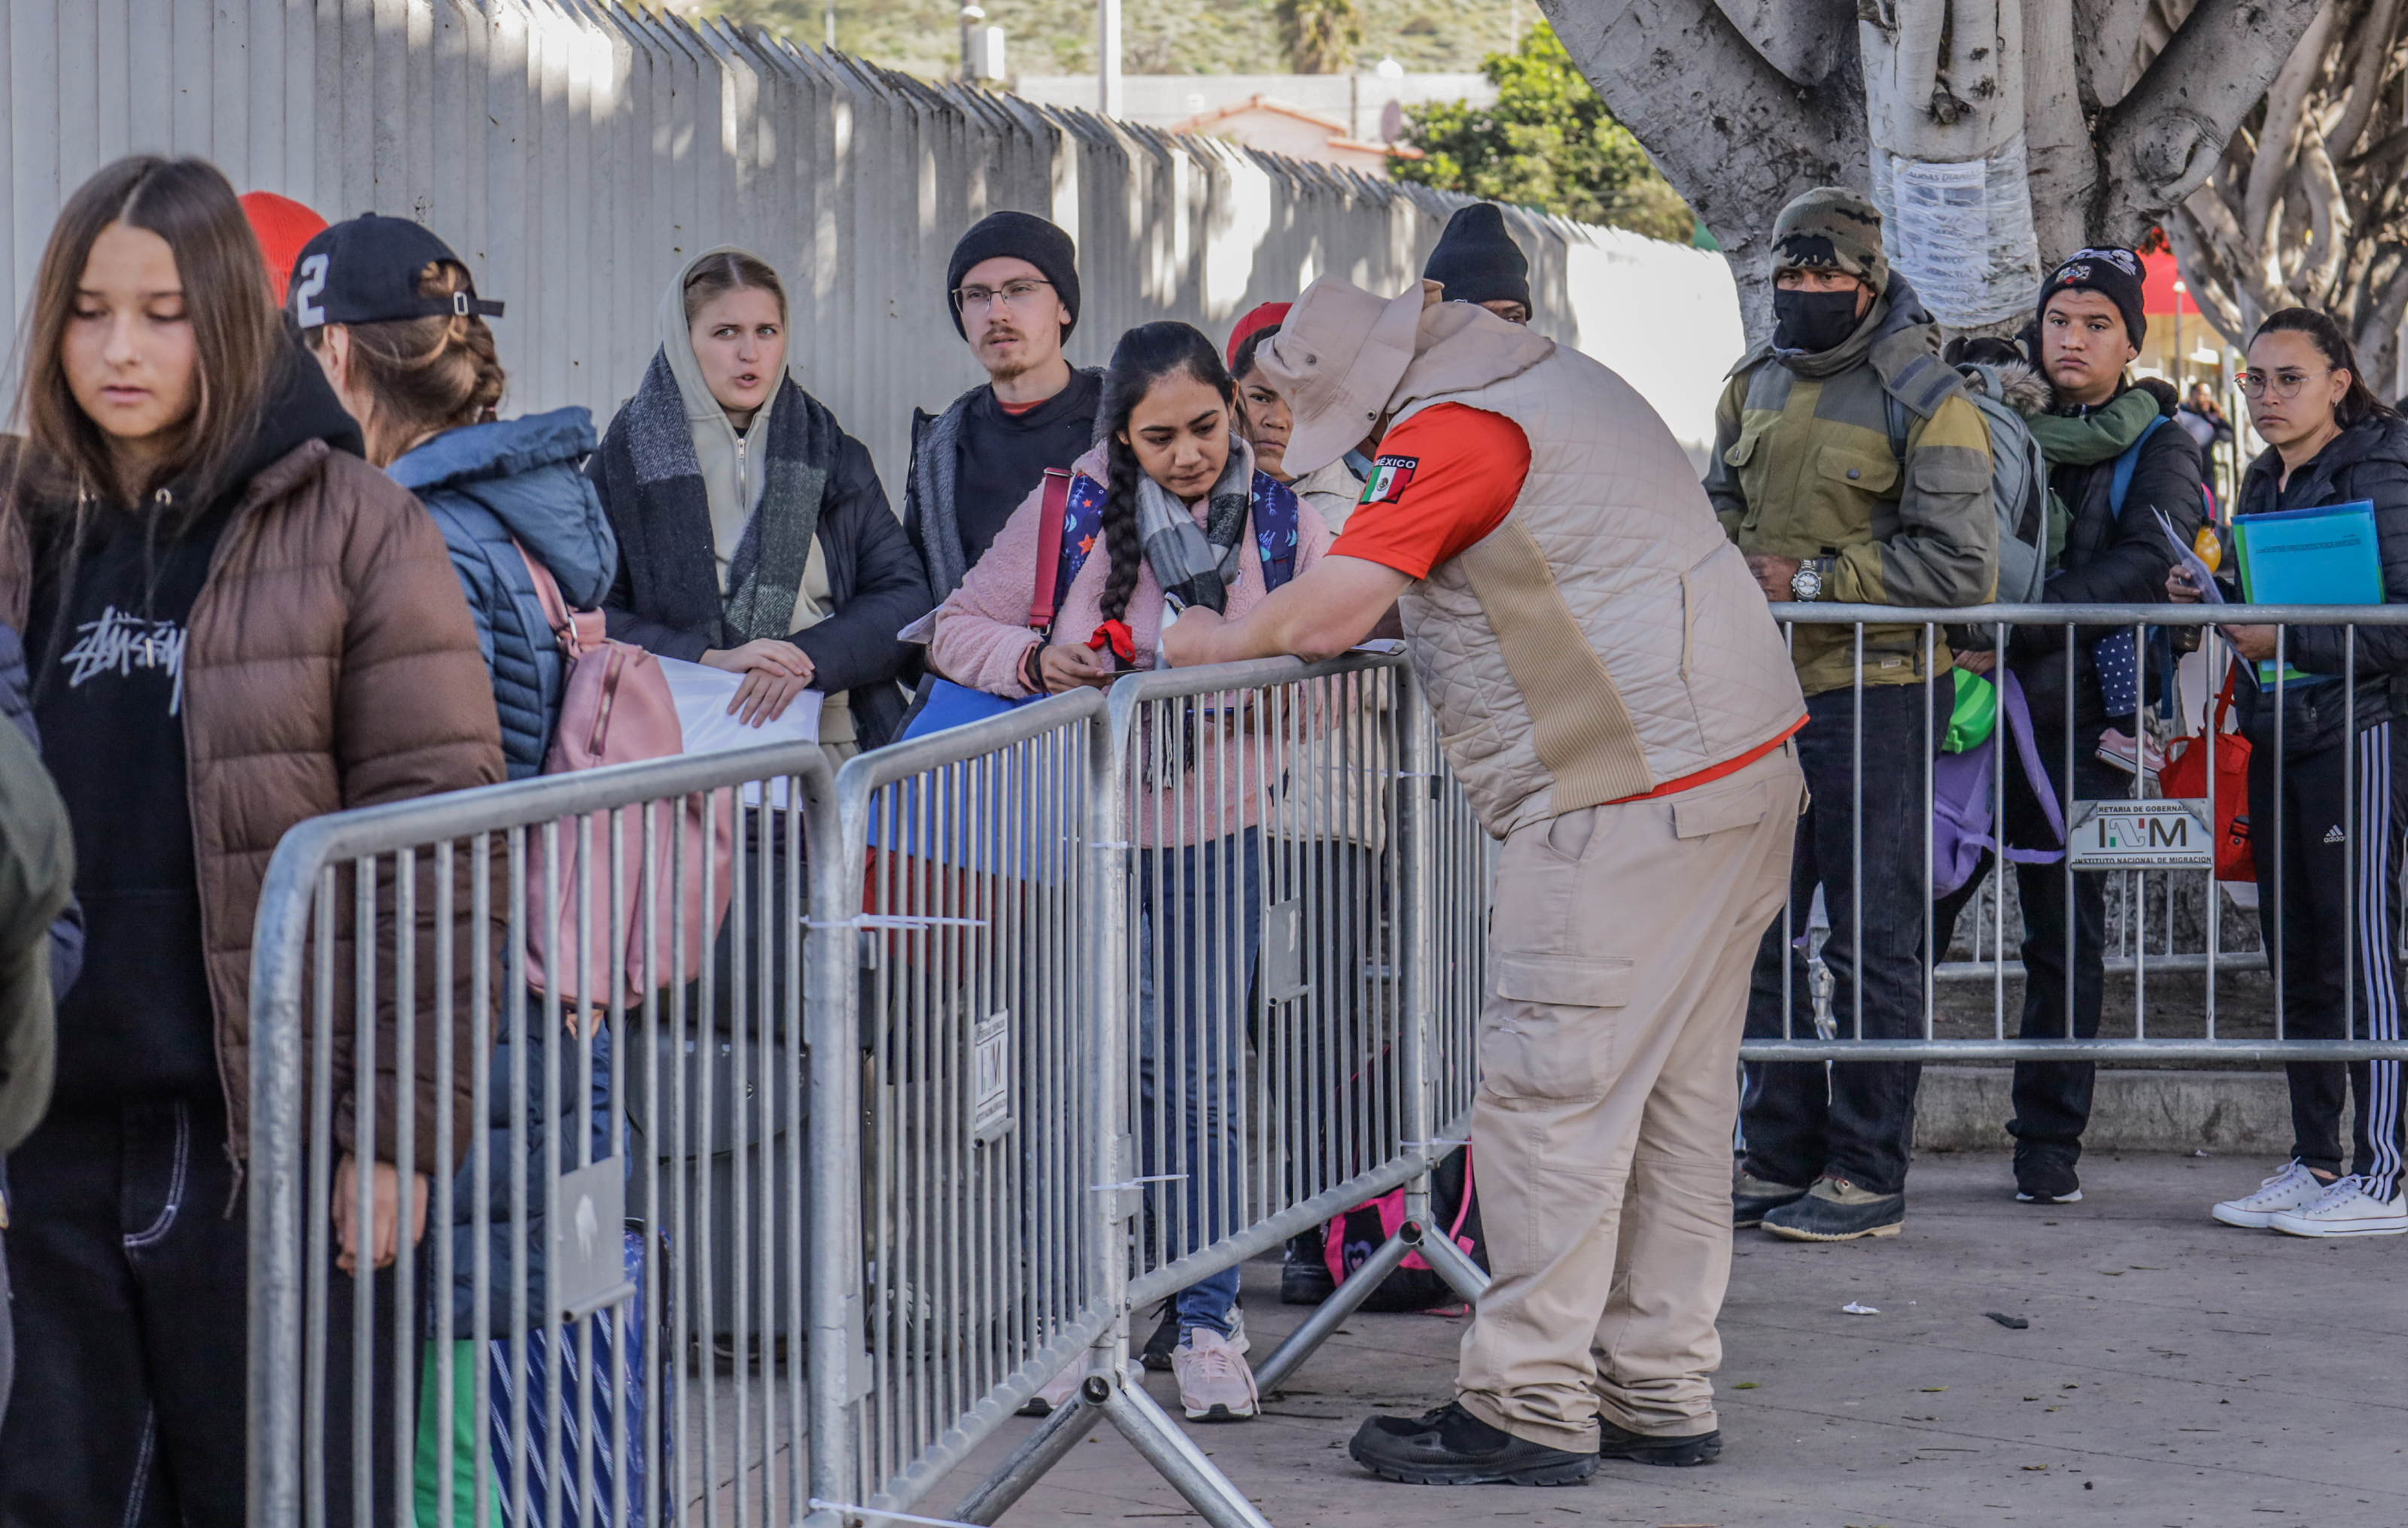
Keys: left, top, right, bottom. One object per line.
{"left": 1016, "top": 1360, "right": 1084, "bottom": 1417}
{"left": 2269, "top": 1175, "right": 2408, "bottom": 1238}
{"left": 2211, "top": 1160, "right": 2330, "bottom": 1228}
{"left": 1171, "top": 1326, "right": 1258, "bottom": 1422}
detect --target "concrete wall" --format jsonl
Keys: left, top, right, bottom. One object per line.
{"left": 0, "top": 1, "right": 1739, "bottom": 489}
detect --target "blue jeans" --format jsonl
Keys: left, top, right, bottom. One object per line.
{"left": 1137, "top": 831, "right": 1261, "bottom": 1338}
{"left": 1743, "top": 684, "right": 1930, "bottom": 1197}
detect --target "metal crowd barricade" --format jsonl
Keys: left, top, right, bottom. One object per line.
{"left": 248, "top": 654, "right": 1488, "bottom": 1528}
{"left": 1751, "top": 601, "right": 2408, "bottom": 1064}
{"left": 248, "top": 740, "right": 837, "bottom": 1528}
{"left": 804, "top": 654, "right": 1488, "bottom": 1528}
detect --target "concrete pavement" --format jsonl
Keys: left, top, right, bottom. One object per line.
{"left": 922, "top": 1150, "right": 2408, "bottom": 1526}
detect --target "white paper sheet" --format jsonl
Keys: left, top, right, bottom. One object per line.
{"left": 656, "top": 655, "right": 821, "bottom": 806}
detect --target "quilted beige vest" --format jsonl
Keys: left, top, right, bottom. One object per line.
{"left": 1393, "top": 328, "right": 1806, "bottom": 837}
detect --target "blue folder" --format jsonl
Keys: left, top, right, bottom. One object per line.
{"left": 2233, "top": 499, "right": 2382, "bottom": 685}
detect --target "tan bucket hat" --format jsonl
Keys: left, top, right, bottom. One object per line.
{"left": 1257, "top": 276, "right": 1439, "bottom": 478}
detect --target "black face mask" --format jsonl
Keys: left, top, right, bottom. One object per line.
{"left": 1772, "top": 288, "right": 1865, "bottom": 354}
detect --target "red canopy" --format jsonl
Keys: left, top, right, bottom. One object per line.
{"left": 2141, "top": 247, "right": 2203, "bottom": 319}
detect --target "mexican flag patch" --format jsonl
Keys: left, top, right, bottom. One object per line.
{"left": 1360, "top": 454, "right": 1418, "bottom": 505}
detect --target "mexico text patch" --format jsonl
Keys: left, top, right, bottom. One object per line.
{"left": 1361, "top": 454, "right": 1418, "bottom": 505}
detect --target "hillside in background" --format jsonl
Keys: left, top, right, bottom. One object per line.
{"left": 686, "top": 0, "right": 1530, "bottom": 79}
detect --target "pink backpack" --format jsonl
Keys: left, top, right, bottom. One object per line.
{"left": 515, "top": 545, "right": 734, "bottom": 1004}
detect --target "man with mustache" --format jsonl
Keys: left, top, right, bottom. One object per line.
{"left": 905, "top": 211, "right": 1104, "bottom": 604}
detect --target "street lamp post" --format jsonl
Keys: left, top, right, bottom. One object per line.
{"left": 1099, "top": 0, "right": 1122, "bottom": 117}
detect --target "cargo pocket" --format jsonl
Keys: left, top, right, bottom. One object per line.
{"left": 1482, "top": 951, "right": 1634, "bottom": 1100}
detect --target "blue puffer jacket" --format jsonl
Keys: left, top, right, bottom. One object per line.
{"left": 391, "top": 409, "right": 618, "bottom": 778}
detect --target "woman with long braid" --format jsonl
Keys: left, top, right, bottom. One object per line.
{"left": 926, "top": 320, "right": 1332, "bottom": 1421}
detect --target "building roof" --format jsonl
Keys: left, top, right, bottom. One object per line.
{"left": 1166, "top": 94, "right": 1424, "bottom": 171}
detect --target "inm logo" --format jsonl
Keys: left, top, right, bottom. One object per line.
{"left": 2099, "top": 815, "right": 2189, "bottom": 850}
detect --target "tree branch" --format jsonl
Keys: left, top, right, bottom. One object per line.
{"left": 2328, "top": 0, "right": 2399, "bottom": 160}
{"left": 2096, "top": 0, "right": 2326, "bottom": 235}
{"left": 1543, "top": 0, "right": 1867, "bottom": 338}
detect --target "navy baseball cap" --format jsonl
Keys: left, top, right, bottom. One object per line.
{"left": 287, "top": 213, "right": 504, "bottom": 328}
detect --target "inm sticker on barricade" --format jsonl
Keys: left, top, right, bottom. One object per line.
{"left": 2068, "top": 799, "right": 2215, "bottom": 870}
{"left": 973, "top": 1008, "right": 1014, "bottom": 1143}
{"left": 551, "top": 1156, "right": 634, "bottom": 1323}
{"left": 1263, "top": 896, "right": 1310, "bottom": 1002}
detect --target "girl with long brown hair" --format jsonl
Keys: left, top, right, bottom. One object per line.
{"left": 0, "top": 154, "right": 501, "bottom": 1523}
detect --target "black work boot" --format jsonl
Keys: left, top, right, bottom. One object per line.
{"left": 1732, "top": 1172, "right": 1810, "bottom": 1229}
{"left": 1348, "top": 1402, "right": 1599, "bottom": 1486}
{"left": 1596, "top": 1417, "right": 1722, "bottom": 1466}
{"left": 1282, "top": 1229, "right": 1337, "bottom": 1305}
{"left": 1760, "top": 1176, "right": 1905, "bottom": 1241}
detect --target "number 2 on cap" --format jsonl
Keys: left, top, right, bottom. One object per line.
{"left": 293, "top": 254, "right": 329, "bottom": 327}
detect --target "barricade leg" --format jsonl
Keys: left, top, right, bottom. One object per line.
{"left": 950, "top": 1372, "right": 1108, "bottom": 1523}
{"left": 1248, "top": 1229, "right": 1411, "bottom": 1393}
{"left": 1091, "top": 1375, "right": 1275, "bottom": 1528}
{"left": 1402, "top": 1216, "right": 1490, "bottom": 1304}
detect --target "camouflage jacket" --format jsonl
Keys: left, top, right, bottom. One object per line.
{"left": 1704, "top": 276, "right": 1996, "bottom": 697}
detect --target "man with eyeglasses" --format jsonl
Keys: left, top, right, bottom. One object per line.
{"left": 905, "top": 211, "right": 1103, "bottom": 605}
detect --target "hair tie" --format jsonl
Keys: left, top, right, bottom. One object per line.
{"left": 1087, "top": 620, "right": 1135, "bottom": 663}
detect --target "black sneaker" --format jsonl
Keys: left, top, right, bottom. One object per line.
{"left": 1140, "top": 1297, "right": 1245, "bottom": 1371}
{"left": 1283, "top": 1232, "right": 1337, "bottom": 1306}
{"left": 1732, "top": 1172, "right": 1809, "bottom": 1229}
{"left": 1596, "top": 1417, "right": 1721, "bottom": 1467}
{"left": 1348, "top": 1402, "right": 1599, "bottom": 1487}
{"left": 1139, "top": 1302, "right": 1180, "bottom": 1372}
{"left": 1760, "top": 1177, "right": 1905, "bottom": 1241}
{"left": 2013, "top": 1146, "right": 2083, "bottom": 1204}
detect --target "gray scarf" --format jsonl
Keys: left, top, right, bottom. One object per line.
{"left": 1135, "top": 436, "right": 1256, "bottom": 615}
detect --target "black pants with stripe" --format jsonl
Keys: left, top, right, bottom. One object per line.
{"left": 0, "top": 1093, "right": 413, "bottom": 1526}
{"left": 2249, "top": 722, "right": 2408, "bottom": 1195}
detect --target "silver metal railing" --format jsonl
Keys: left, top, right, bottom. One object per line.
{"left": 1750, "top": 602, "right": 2408, "bottom": 1062}
{"left": 248, "top": 654, "right": 1488, "bottom": 1528}
{"left": 248, "top": 740, "right": 840, "bottom": 1528}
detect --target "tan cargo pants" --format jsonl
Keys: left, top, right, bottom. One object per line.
{"left": 1455, "top": 743, "right": 1803, "bottom": 1452}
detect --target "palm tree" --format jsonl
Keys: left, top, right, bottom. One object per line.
{"left": 1276, "top": 0, "right": 1362, "bottom": 75}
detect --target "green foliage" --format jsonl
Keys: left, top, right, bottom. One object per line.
{"left": 1277, "top": 0, "right": 1364, "bottom": 73}
{"left": 1391, "top": 21, "right": 1695, "bottom": 244}
{"left": 689, "top": 0, "right": 1527, "bottom": 79}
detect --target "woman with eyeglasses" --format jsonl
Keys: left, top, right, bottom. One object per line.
{"left": 2169, "top": 308, "right": 2408, "bottom": 1238}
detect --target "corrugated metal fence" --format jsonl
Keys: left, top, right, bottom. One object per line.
{"left": 0, "top": 0, "right": 1743, "bottom": 487}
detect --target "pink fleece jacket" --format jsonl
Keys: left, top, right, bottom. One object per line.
{"left": 926, "top": 441, "right": 1332, "bottom": 844}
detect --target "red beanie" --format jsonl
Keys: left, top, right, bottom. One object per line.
{"left": 1226, "top": 302, "right": 1291, "bottom": 370}
{"left": 240, "top": 191, "right": 329, "bottom": 304}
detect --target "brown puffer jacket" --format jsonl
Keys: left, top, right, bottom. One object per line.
{"left": 1, "top": 438, "right": 504, "bottom": 1169}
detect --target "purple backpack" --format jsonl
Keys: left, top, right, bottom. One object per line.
{"left": 1932, "top": 667, "right": 2066, "bottom": 898}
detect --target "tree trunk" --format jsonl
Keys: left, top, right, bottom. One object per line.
{"left": 1546, "top": 0, "right": 2324, "bottom": 345}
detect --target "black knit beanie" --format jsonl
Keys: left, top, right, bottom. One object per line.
{"left": 946, "top": 210, "right": 1081, "bottom": 340}
{"left": 2036, "top": 247, "right": 2147, "bottom": 348}
{"left": 1423, "top": 203, "right": 1531, "bottom": 311}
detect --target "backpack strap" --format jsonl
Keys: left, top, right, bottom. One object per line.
{"left": 512, "top": 539, "right": 603, "bottom": 658}
{"left": 1996, "top": 666, "right": 2068, "bottom": 858}
{"left": 2108, "top": 415, "right": 2166, "bottom": 519}
{"left": 1252, "top": 470, "right": 1301, "bottom": 592}
{"left": 1026, "top": 468, "right": 1072, "bottom": 630}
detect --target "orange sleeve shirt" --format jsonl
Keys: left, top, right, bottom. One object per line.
{"left": 1327, "top": 403, "right": 1532, "bottom": 579}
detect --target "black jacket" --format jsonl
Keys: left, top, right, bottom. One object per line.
{"left": 2013, "top": 386, "right": 2206, "bottom": 734}
{"left": 591, "top": 374, "right": 933, "bottom": 751}
{"left": 2229, "top": 412, "right": 2408, "bottom": 755}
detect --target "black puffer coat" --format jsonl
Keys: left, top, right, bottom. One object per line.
{"left": 2229, "top": 412, "right": 2408, "bottom": 757}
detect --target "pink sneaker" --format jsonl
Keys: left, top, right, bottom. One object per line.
{"left": 2096, "top": 728, "right": 2164, "bottom": 782}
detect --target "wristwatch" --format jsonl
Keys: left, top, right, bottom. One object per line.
{"left": 1789, "top": 557, "right": 1831, "bottom": 602}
